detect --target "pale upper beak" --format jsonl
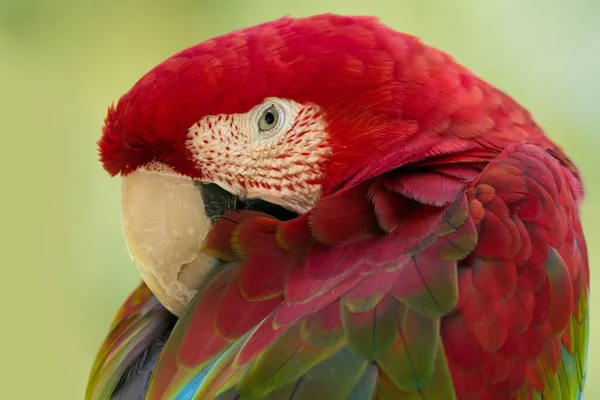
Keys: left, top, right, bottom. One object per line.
{"left": 120, "top": 165, "right": 299, "bottom": 317}
{"left": 121, "top": 167, "right": 215, "bottom": 316}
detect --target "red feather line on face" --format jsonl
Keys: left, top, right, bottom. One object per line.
{"left": 97, "top": 14, "right": 580, "bottom": 194}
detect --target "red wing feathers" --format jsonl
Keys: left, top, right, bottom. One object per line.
{"left": 147, "top": 145, "right": 587, "bottom": 400}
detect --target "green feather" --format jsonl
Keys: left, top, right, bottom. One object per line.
{"left": 557, "top": 346, "right": 579, "bottom": 399}
{"left": 392, "top": 256, "right": 458, "bottom": 318}
{"left": 435, "top": 219, "right": 478, "bottom": 260}
{"left": 376, "top": 309, "right": 440, "bottom": 391}
{"left": 300, "top": 304, "right": 345, "bottom": 348}
{"left": 394, "top": 344, "right": 456, "bottom": 400}
{"left": 216, "top": 384, "right": 298, "bottom": 400}
{"left": 574, "top": 288, "right": 589, "bottom": 388}
{"left": 192, "top": 334, "right": 248, "bottom": 399}
{"left": 342, "top": 295, "right": 401, "bottom": 360}
{"left": 438, "top": 196, "right": 469, "bottom": 236}
{"left": 541, "top": 363, "right": 562, "bottom": 400}
{"left": 236, "top": 324, "right": 345, "bottom": 398}
{"left": 214, "top": 389, "right": 239, "bottom": 400}
{"left": 347, "top": 364, "right": 379, "bottom": 400}
{"left": 412, "top": 344, "right": 456, "bottom": 399}
{"left": 281, "top": 347, "right": 368, "bottom": 399}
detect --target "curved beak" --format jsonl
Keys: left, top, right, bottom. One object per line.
{"left": 121, "top": 167, "right": 216, "bottom": 316}
{"left": 120, "top": 165, "right": 300, "bottom": 317}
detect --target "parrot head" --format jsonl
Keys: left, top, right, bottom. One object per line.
{"left": 99, "top": 14, "right": 572, "bottom": 316}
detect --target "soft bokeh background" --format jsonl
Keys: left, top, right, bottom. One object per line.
{"left": 1, "top": 0, "right": 599, "bottom": 398}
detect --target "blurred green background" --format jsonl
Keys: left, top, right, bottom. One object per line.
{"left": 1, "top": 0, "right": 598, "bottom": 398}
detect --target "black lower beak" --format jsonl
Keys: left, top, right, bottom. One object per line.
{"left": 198, "top": 183, "right": 298, "bottom": 222}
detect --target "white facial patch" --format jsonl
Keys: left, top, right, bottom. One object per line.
{"left": 186, "top": 97, "right": 330, "bottom": 213}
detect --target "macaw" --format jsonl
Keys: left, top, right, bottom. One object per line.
{"left": 85, "top": 14, "right": 589, "bottom": 400}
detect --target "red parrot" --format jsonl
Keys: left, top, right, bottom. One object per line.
{"left": 86, "top": 14, "right": 589, "bottom": 400}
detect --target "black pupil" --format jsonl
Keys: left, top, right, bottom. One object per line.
{"left": 264, "top": 111, "right": 275, "bottom": 125}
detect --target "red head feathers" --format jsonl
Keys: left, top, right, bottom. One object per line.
{"left": 99, "top": 13, "right": 579, "bottom": 196}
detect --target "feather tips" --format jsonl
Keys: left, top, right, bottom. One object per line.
{"left": 85, "top": 283, "right": 174, "bottom": 400}
{"left": 442, "top": 144, "right": 588, "bottom": 399}
{"left": 142, "top": 145, "right": 587, "bottom": 400}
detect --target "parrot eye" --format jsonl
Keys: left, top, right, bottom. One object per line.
{"left": 247, "top": 98, "right": 298, "bottom": 141}
{"left": 257, "top": 104, "right": 281, "bottom": 132}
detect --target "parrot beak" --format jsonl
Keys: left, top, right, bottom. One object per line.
{"left": 121, "top": 167, "right": 217, "bottom": 316}
{"left": 121, "top": 166, "right": 298, "bottom": 317}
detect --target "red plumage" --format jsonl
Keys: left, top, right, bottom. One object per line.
{"left": 150, "top": 145, "right": 585, "bottom": 398}
{"left": 99, "top": 15, "right": 579, "bottom": 193}
{"left": 92, "top": 13, "right": 588, "bottom": 400}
